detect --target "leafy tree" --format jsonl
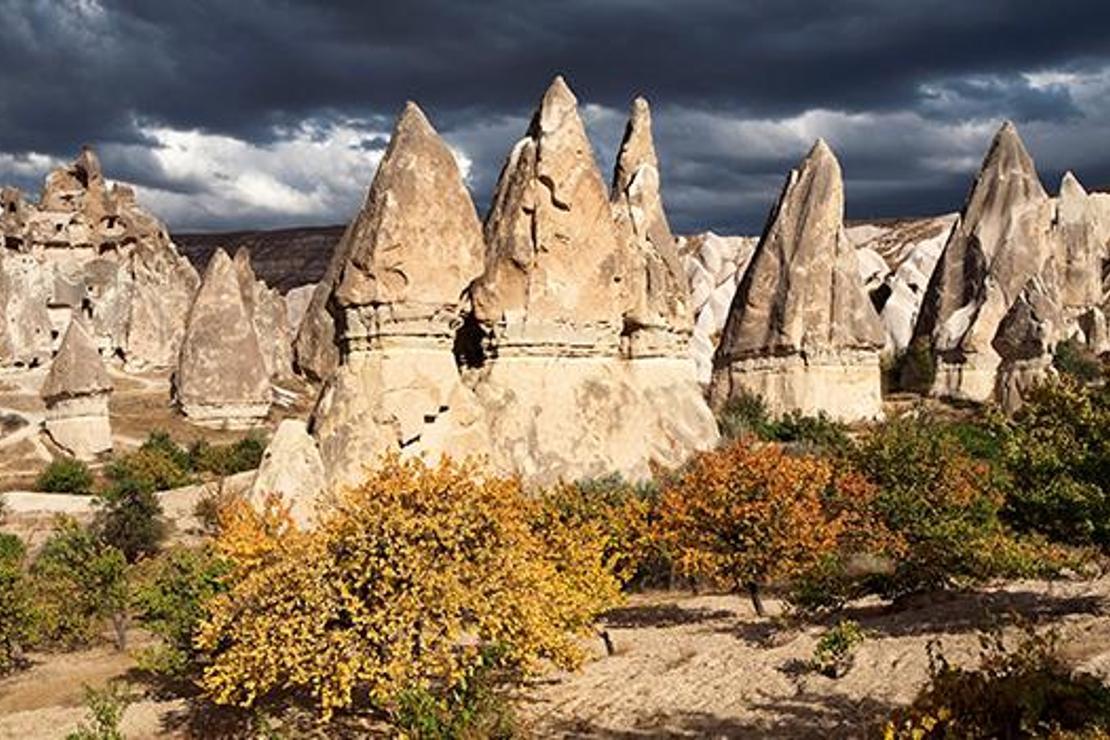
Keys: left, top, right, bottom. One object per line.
{"left": 94, "top": 477, "right": 167, "bottom": 563}
{"left": 30, "top": 517, "right": 129, "bottom": 649}
{"left": 656, "top": 440, "right": 886, "bottom": 616}
{"left": 850, "top": 413, "right": 1008, "bottom": 598}
{"left": 992, "top": 379, "right": 1110, "bottom": 549}
{"left": 65, "top": 683, "right": 133, "bottom": 740}
{"left": 0, "top": 533, "right": 31, "bottom": 674}
{"left": 131, "top": 546, "right": 229, "bottom": 676}
{"left": 196, "top": 456, "right": 622, "bottom": 719}
{"left": 189, "top": 432, "right": 267, "bottom": 476}
{"left": 36, "top": 457, "right": 94, "bottom": 494}
{"left": 104, "top": 447, "right": 191, "bottom": 493}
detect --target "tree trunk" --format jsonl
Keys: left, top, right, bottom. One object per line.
{"left": 599, "top": 630, "right": 615, "bottom": 656}
{"left": 747, "top": 582, "right": 766, "bottom": 618}
{"left": 111, "top": 611, "right": 128, "bottom": 651}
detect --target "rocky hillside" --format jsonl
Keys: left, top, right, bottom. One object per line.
{"left": 174, "top": 225, "right": 343, "bottom": 293}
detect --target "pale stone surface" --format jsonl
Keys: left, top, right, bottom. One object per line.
{"left": 992, "top": 275, "right": 1064, "bottom": 413}
{"left": 249, "top": 419, "right": 326, "bottom": 527}
{"left": 610, "top": 97, "right": 692, "bottom": 357}
{"left": 0, "top": 148, "right": 199, "bottom": 370}
{"left": 472, "top": 77, "right": 627, "bottom": 354}
{"left": 710, "top": 140, "right": 885, "bottom": 420}
{"left": 1054, "top": 172, "right": 1104, "bottom": 312}
{"left": 914, "top": 123, "right": 1057, "bottom": 403}
{"left": 284, "top": 283, "right": 316, "bottom": 337}
{"left": 40, "top": 319, "right": 112, "bottom": 459}
{"left": 174, "top": 249, "right": 270, "bottom": 428}
{"left": 233, "top": 248, "right": 293, "bottom": 380}
{"left": 310, "top": 102, "right": 489, "bottom": 488}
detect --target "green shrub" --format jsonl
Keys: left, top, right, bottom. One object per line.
{"left": 65, "top": 682, "right": 132, "bottom": 740}
{"left": 188, "top": 433, "right": 266, "bottom": 476}
{"left": 813, "top": 619, "right": 866, "bottom": 678}
{"left": 94, "top": 478, "right": 167, "bottom": 563}
{"left": 132, "top": 546, "right": 230, "bottom": 676}
{"left": 139, "top": 430, "right": 190, "bottom": 470}
{"left": 716, "top": 390, "right": 773, "bottom": 441}
{"left": 769, "top": 411, "right": 853, "bottom": 456}
{"left": 36, "top": 458, "right": 94, "bottom": 494}
{"left": 104, "top": 447, "right": 192, "bottom": 493}
{"left": 895, "top": 337, "right": 937, "bottom": 393}
{"left": 29, "top": 517, "right": 129, "bottom": 649}
{"left": 1054, "top": 337, "right": 1104, "bottom": 384}
{"left": 993, "top": 379, "right": 1110, "bottom": 549}
{"left": 886, "top": 625, "right": 1110, "bottom": 738}
{"left": 391, "top": 646, "right": 517, "bottom": 740}
{"left": 850, "top": 413, "right": 1007, "bottom": 599}
{"left": 0, "top": 534, "right": 32, "bottom": 675}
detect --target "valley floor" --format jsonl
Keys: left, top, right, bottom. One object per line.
{"left": 1, "top": 575, "right": 1107, "bottom": 739}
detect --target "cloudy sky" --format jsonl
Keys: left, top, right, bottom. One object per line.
{"left": 2, "top": 0, "right": 1109, "bottom": 235}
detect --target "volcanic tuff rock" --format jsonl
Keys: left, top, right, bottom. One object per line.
{"left": 710, "top": 139, "right": 885, "bottom": 421}
{"left": 40, "top": 318, "right": 113, "bottom": 459}
{"left": 993, "top": 274, "right": 1063, "bottom": 413}
{"left": 913, "top": 122, "right": 1058, "bottom": 403}
{"left": 610, "top": 97, "right": 693, "bottom": 357}
{"left": 233, "top": 248, "right": 293, "bottom": 380}
{"left": 0, "top": 148, "right": 199, "bottom": 370}
{"left": 249, "top": 419, "right": 326, "bottom": 527}
{"left": 174, "top": 249, "right": 271, "bottom": 428}
{"left": 471, "top": 76, "right": 627, "bottom": 354}
{"left": 1054, "top": 172, "right": 1104, "bottom": 313}
{"left": 310, "top": 103, "right": 490, "bottom": 488}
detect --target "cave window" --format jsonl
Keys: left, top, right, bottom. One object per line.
{"left": 870, "top": 283, "right": 892, "bottom": 313}
{"left": 453, "top": 312, "right": 487, "bottom": 370}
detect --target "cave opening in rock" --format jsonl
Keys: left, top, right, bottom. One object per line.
{"left": 453, "top": 311, "right": 487, "bottom": 370}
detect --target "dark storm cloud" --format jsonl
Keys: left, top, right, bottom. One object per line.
{"left": 1, "top": 0, "right": 1109, "bottom": 232}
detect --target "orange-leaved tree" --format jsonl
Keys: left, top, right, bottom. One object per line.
{"left": 656, "top": 440, "right": 885, "bottom": 616}
{"left": 195, "top": 455, "right": 622, "bottom": 718}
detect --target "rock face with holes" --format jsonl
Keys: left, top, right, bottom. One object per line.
{"left": 40, "top": 318, "right": 113, "bottom": 459}
{"left": 0, "top": 148, "right": 199, "bottom": 370}
{"left": 709, "top": 139, "right": 886, "bottom": 421}
{"left": 913, "top": 122, "right": 1060, "bottom": 404}
{"left": 174, "top": 249, "right": 271, "bottom": 428}
{"left": 309, "top": 102, "right": 491, "bottom": 489}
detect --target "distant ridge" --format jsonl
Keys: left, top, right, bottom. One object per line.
{"left": 174, "top": 225, "right": 344, "bottom": 293}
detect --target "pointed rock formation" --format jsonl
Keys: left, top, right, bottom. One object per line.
{"left": 174, "top": 249, "right": 270, "bottom": 428}
{"left": 913, "top": 122, "right": 1058, "bottom": 403}
{"left": 710, "top": 140, "right": 885, "bottom": 420}
{"left": 610, "top": 97, "right": 693, "bottom": 357}
{"left": 233, "top": 248, "right": 293, "bottom": 380}
{"left": 309, "top": 103, "right": 490, "bottom": 488}
{"left": 472, "top": 76, "right": 627, "bottom": 354}
{"left": 292, "top": 224, "right": 349, "bottom": 383}
{"left": 1054, "top": 172, "right": 1104, "bottom": 313}
{"left": 993, "top": 274, "right": 1063, "bottom": 413}
{"left": 40, "top": 319, "right": 113, "bottom": 459}
{"left": 249, "top": 419, "right": 326, "bottom": 527}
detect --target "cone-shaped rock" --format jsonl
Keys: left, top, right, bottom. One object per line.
{"left": 249, "top": 419, "right": 326, "bottom": 528}
{"left": 175, "top": 249, "right": 270, "bottom": 428}
{"left": 472, "top": 76, "right": 627, "bottom": 353}
{"left": 992, "top": 274, "right": 1063, "bottom": 413}
{"left": 611, "top": 97, "right": 693, "bottom": 356}
{"left": 233, "top": 247, "right": 293, "bottom": 380}
{"left": 310, "top": 103, "right": 490, "bottom": 488}
{"left": 41, "top": 319, "right": 113, "bottom": 459}
{"left": 709, "top": 140, "right": 885, "bottom": 420}
{"left": 1054, "top": 172, "right": 1103, "bottom": 312}
{"left": 913, "top": 121, "right": 1057, "bottom": 402}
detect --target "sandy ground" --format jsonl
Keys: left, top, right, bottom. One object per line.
{"left": 0, "top": 576, "right": 1106, "bottom": 739}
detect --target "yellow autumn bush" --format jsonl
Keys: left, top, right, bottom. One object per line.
{"left": 195, "top": 456, "right": 622, "bottom": 718}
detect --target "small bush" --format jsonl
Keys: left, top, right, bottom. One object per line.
{"left": 992, "top": 379, "right": 1110, "bottom": 549}
{"left": 768, "top": 411, "right": 853, "bottom": 456}
{"left": 656, "top": 440, "right": 888, "bottom": 616}
{"left": 104, "top": 447, "right": 192, "bottom": 493}
{"left": 716, "top": 391, "right": 773, "bottom": 441}
{"left": 94, "top": 478, "right": 167, "bottom": 563}
{"left": 36, "top": 458, "right": 94, "bottom": 495}
{"left": 895, "top": 337, "right": 937, "bottom": 394}
{"left": 196, "top": 456, "right": 622, "bottom": 718}
{"left": 850, "top": 413, "right": 1007, "bottom": 599}
{"left": 189, "top": 433, "right": 266, "bottom": 476}
{"left": 886, "top": 625, "right": 1110, "bottom": 738}
{"left": 132, "top": 546, "right": 230, "bottom": 676}
{"left": 139, "top": 430, "right": 190, "bottom": 470}
{"left": 0, "top": 534, "right": 31, "bottom": 675}
{"left": 1054, "top": 337, "right": 1104, "bottom": 384}
{"left": 813, "top": 620, "right": 866, "bottom": 678}
{"left": 391, "top": 645, "right": 517, "bottom": 739}
{"left": 65, "top": 682, "right": 132, "bottom": 740}
{"left": 29, "top": 517, "right": 129, "bottom": 649}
